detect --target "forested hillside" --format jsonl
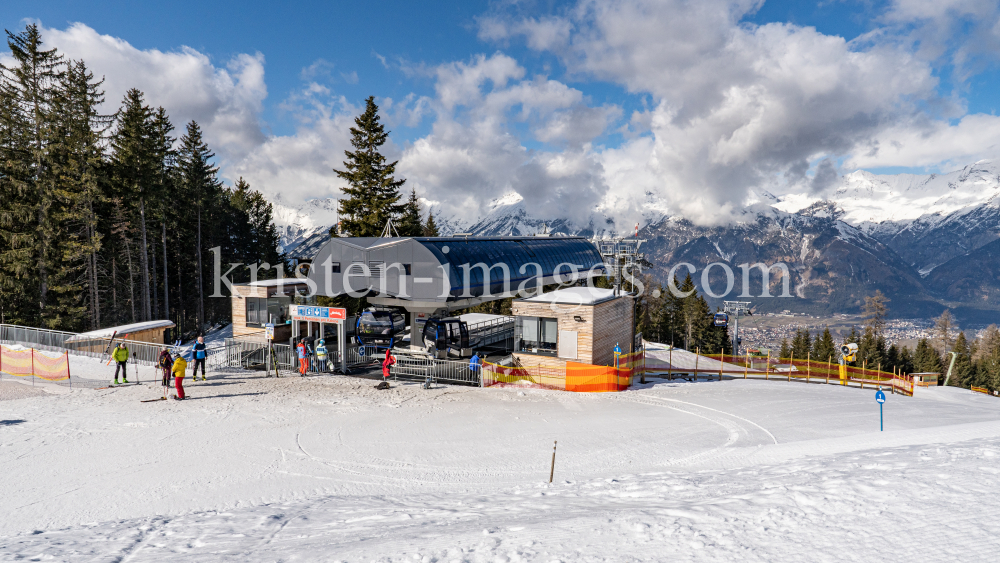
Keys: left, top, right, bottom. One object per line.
{"left": 0, "top": 25, "right": 283, "bottom": 336}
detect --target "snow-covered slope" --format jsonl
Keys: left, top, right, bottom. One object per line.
{"left": 4, "top": 370, "right": 1000, "bottom": 560}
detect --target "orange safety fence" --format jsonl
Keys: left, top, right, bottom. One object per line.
{"left": 0, "top": 345, "right": 72, "bottom": 381}
{"left": 971, "top": 386, "right": 999, "bottom": 396}
{"left": 481, "top": 351, "right": 643, "bottom": 393}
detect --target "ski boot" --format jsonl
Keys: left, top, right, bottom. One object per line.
{"left": 122, "top": 378, "right": 129, "bottom": 384}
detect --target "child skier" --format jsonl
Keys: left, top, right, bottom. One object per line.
{"left": 158, "top": 348, "right": 174, "bottom": 387}
{"left": 296, "top": 339, "right": 309, "bottom": 376}
{"left": 112, "top": 342, "right": 130, "bottom": 384}
{"left": 191, "top": 336, "right": 208, "bottom": 381}
{"left": 171, "top": 354, "right": 188, "bottom": 400}
{"left": 315, "top": 339, "right": 328, "bottom": 373}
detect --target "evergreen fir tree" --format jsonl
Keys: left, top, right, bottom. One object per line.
{"left": 423, "top": 211, "right": 440, "bottom": 236}
{"left": 4, "top": 24, "right": 65, "bottom": 319}
{"left": 791, "top": 329, "right": 811, "bottom": 359}
{"left": 779, "top": 338, "right": 792, "bottom": 360}
{"left": 177, "top": 120, "right": 221, "bottom": 331}
{"left": 886, "top": 344, "right": 900, "bottom": 373}
{"left": 914, "top": 338, "right": 943, "bottom": 375}
{"left": 334, "top": 96, "right": 405, "bottom": 237}
{"left": 950, "top": 332, "right": 974, "bottom": 388}
{"left": 397, "top": 188, "right": 423, "bottom": 237}
{"left": 110, "top": 88, "right": 156, "bottom": 321}
{"left": 897, "top": 345, "right": 915, "bottom": 375}
{"left": 46, "top": 60, "right": 109, "bottom": 330}
{"left": 812, "top": 327, "right": 837, "bottom": 364}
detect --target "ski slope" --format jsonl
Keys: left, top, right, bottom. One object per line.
{"left": 1, "top": 356, "right": 999, "bottom": 561}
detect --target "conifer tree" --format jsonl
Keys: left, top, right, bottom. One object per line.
{"left": 811, "top": 327, "right": 836, "bottom": 363}
{"left": 397, "top": 188, "right": 423, "bottom": 237}
{"left": 914, "top": 338, "right": 943, "bottom": 375}
{"left": 334, "top": 96, "right": 405, "bottom": 237}
{"left": 779, "top": 338, "right": 792, "bottom": 360}
{"left": 47, "top": 60, "right": 109, "bottom": 330}
{"left": 177, "top": 120, "right": 221, "bottom": 331}
{"left": 110, "top": 88, "right": 156, "bottom": 321}
{"left": 950, "top": 332, "right": 974, "bottom": 387}
{"left": 423, "top": 211, "right": 440, "bottom": 236}
{"left": 4, "top": 24, "right": 65, "bottom": 319}
{"left": 791, "top": 329, "right": 812, "bottom": 359}
{"left": 897, "top": 345, "right": 915, "bottom": 374}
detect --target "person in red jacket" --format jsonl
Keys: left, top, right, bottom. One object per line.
{"left": 382, "top": 348, "right": 396, "bottom": 379}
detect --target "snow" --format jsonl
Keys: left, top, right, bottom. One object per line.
{"left": 521, "top": 286, "right": 618, "bottom": 305}
{"left": 65, "top": 320, "right": 175, "bottom": 341}
{"left": 2, "top": 355, "right": 1000, "bottom": 561}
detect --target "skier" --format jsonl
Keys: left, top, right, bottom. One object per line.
{"left": 381, "top": 348, "right": 396, "bottom": 380}
{"left": 191, "top": 336, "right": 208, "bottom": 381}
{"left": 171, "top": 353, "right": 188, "bottom": 400}
{"left": 112, "top": 342, "right": 130, "bottom": 384}
{"left": 315, "top": 339, "right": 328, "bottom": 373}
{"left": 158, "top": 347, "right": 174, "bottom": 387}
{"left": 296, "top": 339, "right": 309, "bottom": 376}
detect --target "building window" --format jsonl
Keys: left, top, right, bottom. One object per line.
{"left": 246, "top": 296, "right": 291, "bottom": 327}
{"left": 330, "top": 262, "right": 341, "bottom": 273}
{"left": 403, "top": 263, "right": 411, "bottom": 275}
{"left": 515, "top": 316, "right": 558, "bottom": 355}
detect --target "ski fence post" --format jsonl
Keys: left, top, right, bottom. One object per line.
{"left": 827, "top": 356, "right": 832, "bottom": 385}
{"left": 31, "top": 347, "right": 35, "bottom": 387}
{"left": 788, "top": 351, "right": 793, "bottom": 382}
{"left": 668, "top": 345, "right": 673, "bottom": 381}
{"left": 765, "top": 350, "right": 770, "bottom": 380}
{"left": 807, "top": 351, "right": 811, "bottom": 383}
{"left": 66, "top": 350, "right": 71, "bottom": 388}
{"left": 549, "top": 440, "right": 557, "bottom": 483}
{"left": 694, "top": 347, "right": 700, "bottom": 381}
{"left": 718, "top": 352, "right": 723, "bottom": 381}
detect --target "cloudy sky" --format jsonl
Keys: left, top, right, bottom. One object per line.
{"left": 5, "top": 0, "right": 1000, "bottom": 228}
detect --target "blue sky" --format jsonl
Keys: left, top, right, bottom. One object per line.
{"left": 4, "top": 1, "right": 1000, "bottom": 226}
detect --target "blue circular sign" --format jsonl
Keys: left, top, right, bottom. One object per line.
{"left": 875, "top": 390, "right": 886, "bottom": 404}
{"left": 358, "top": 346, "right": 366, "bottom": 357}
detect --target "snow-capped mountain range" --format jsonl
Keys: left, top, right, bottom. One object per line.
{"left": 270, "top": 160, "right": 1000, "bottom": 321}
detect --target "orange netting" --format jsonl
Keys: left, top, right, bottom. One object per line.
{"left": 0, "top": 345, "right": 71, "bottom": 381}
{"left": 482, "top": 351, "right": 643, "bottom": 393}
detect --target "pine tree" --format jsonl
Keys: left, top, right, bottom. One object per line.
{"left": 934, "top": 309, "right": 956, "bottom": 354}
{"left": 897, "top": 345, "right": 915, "bottom": 375}
{"left": 812, "top": 327, "right": 836, "bottom": 364}
{"left": 4, "top": 24, "right": 65, "bottom": 320}
{"left": 779, "top": 338, "right": 792, "bottom": 360}
{"left": 423, "top": 211, "right": 440, "bottom": 236}
{"left": 177, "top": 120, "right": 221, "bottom": 331}
{"left": 397, "top": 188, "right": 423, "bottom": 237}
{"left": 0, "top": 46, "right": 37, "bottom": 325}
{"left": 950, "top": 332, "right": 974, "bottom": 387}
{"left": 334, "top": 96, "right": 405, "bottom": 237}
{"left": 791, "top": 329, "right": 811, "bottom": 359}
{"left": 46, "top": 60, "right": 109, "bottom": 330}
{"left": 914, "top": 338, "right": 943, "bottom": 375}
{"left": 110, "top": 88, "right": 156, "bottom": 322}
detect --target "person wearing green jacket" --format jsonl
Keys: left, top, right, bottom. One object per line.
{"left": 112, "top": 343, "right": 129, "bottom": 384}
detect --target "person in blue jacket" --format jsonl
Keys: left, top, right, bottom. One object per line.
{"left": 191, "top": 336, "right": 208, "bottom": 381}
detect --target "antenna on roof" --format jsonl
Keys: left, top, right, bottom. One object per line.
{"left": 381, "top": 217, "right": 400, "bottom": 238}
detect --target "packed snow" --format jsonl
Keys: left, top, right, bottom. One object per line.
{"left": 2, "top": 352, "right": 1000, "bottom": 561}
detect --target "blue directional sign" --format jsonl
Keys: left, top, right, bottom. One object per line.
{"left": 875, "top": 389, "right": 886, "bottom": 431}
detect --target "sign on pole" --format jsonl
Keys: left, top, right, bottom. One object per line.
{"left": 264, "top": 323, "right": 275, "bottom": 341}
{"left": 876, "top": 389, "right": 886, "bottom": 431}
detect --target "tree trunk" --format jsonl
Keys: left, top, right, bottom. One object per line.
{"left": 138, "top": 196, "right": 151, "bottom": 321}
{"left": 112, "top": 256, "right": 118, "bottom": 324}
{"left": 177, "top": 245, "right": 184, "bottom": 337}
{"left": 125, "top": 235, "right": 136, "bottom": 323}
{"left": 196, "top": 205, "right": 204, "bottom": 332}
{"left": 162, "top": 222, "right": 170, "bottom": 326}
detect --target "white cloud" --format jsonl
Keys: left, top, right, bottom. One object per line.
{"left": 38, "top": 22, "right": 267, "bottom": 160}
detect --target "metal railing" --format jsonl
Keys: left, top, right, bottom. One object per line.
{"left": 391, "top": 354, "right": 480, "bottom": 386}
{"left": 467, "top": 316, "right": 515, "bottom": 349}
{"left": 1, "top": 323, "right": 167, "bottom": 367}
